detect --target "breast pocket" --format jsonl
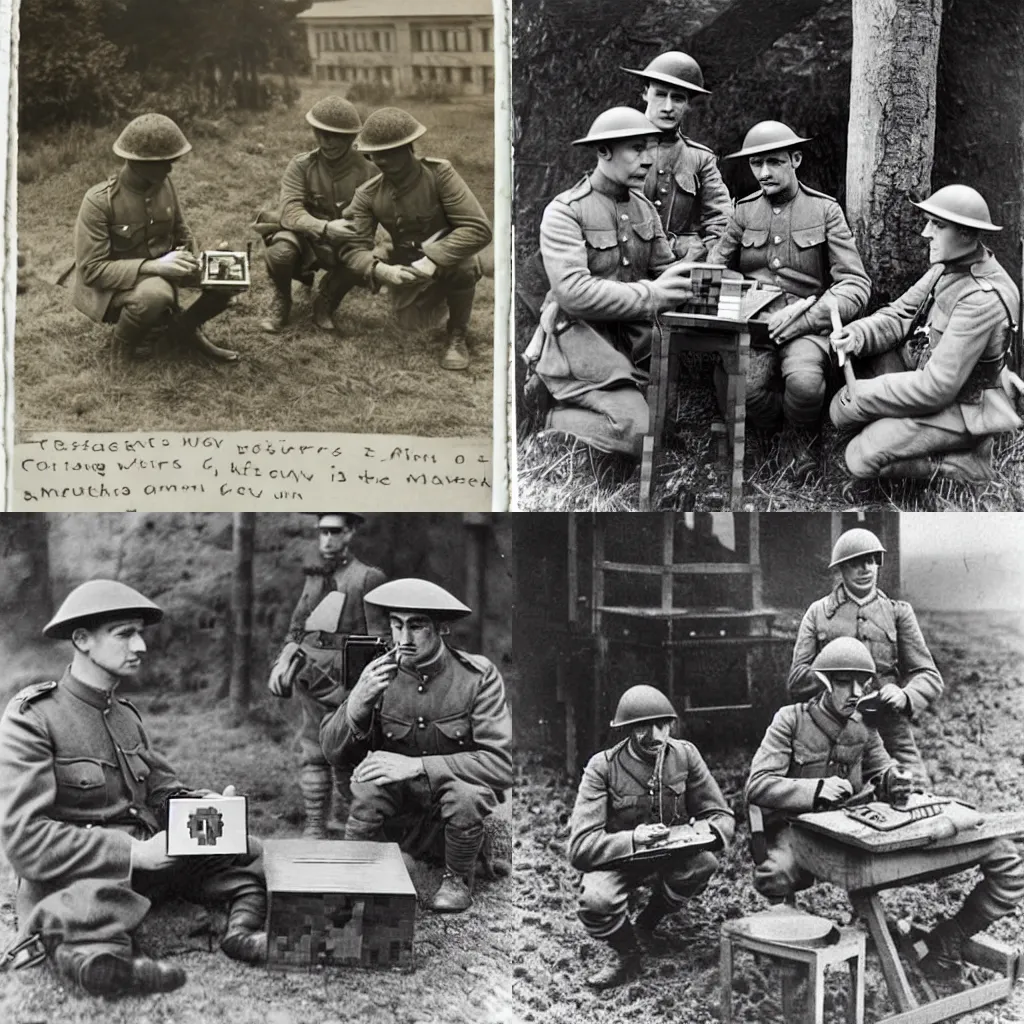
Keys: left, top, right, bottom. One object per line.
{"left": 54, "top": 758, "right": 109, "bottom": 809}
{"left": 583, "top": 227, "right": 621, "bottom": 277}
{"left": 435, "top": 714, "right": 474, "bottom": 750}
{"left": 121, "top": 744, "right": 152, "bottom": 787}
{"left": 790, "top": 225, "right": 826, "bottom": 275}
{"left": 790, "top": 741, "right": 828, "bottom": 779}
{"left": 662, "top": 773, "right": 690, "bottom": 824}
{"left": 379, "top": 714, "right": 414, "bottom": 745}
{"left": 109, "top": 222, "right": 146, "bottom": 254}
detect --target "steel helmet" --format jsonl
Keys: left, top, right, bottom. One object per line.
{"left": 365, "top": 578, "right": 471, "bottom": 620}
{"left": 311, "top": 513, "right": 366, "bottom": 527}
{"left": 912, "top": 184, "right": 1002, "bottom": 232}
{"left": 43, "top": 580, "right": 164, "bottom": 639}
{"left": 572, "top": 107, "right": 661, "bottom": 146}
{"left": 610, "top": 685, "right": 677, "bottom": 728}
{"left": 621, "top": 50, "right": 710, "bottom": 96}
{"left": 725, "top": 120, "right": 812, "bottom": 160}
{"left": 811, "top": 637, "right": 876, "bottom": 676}
{"left": 113, "top": 114, "right": 192, "bottom": 161}
{"left": 354, "top": 108, "right": 427, "bottom": 152}
{"left": 829, "top": 528, "right": 886, "bottom": 569}
{"left": 306, "top": 95, "right": 362, "bottom": 134}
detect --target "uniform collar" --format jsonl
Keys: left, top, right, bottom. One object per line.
{"left": 383, "top": 157, "right": 423, "bottom": 199}
{"left": 399, "top": 643, "right": 450, "bottom": 686}
{"left": 319, "top": 147, "right": 364, "bottom": 175}
{"left": 118, "top": 164, "right": 164, "bottom": 197}
{"left": 807, "top": 693, "right": 848, "bottom": 741}
{"left": 824, "top": 582, "right": 879, "bottom": 617}
{"left": 942, "top": 243, "right": 988, "bottom": 276}
{"left": 589, "top": 169, "right": 630, "bottom": 201}
{"left": 63, "top": 668, "right": 118, "bottom": 709}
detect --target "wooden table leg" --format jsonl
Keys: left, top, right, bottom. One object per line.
{"left": 851, "top": 892, "right": 918, "bottom": 1014}
{"left": 719, "top": 933, "right": 734, "bottom": 1024}
{"left": 849, "top": 944, "right": 865, "bottom": 1024}
{"left": 639, "top": 436, "right": 654, "bottom": 510}
{"left": 641, "top": 318, "right": 672, "bottom": 510}
{"left": 721, "top": 332, "right": 749, "bottom": 510}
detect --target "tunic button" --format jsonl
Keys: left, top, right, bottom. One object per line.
{"left": 386, "top": 731, "right": 394, "bottom": 739}
{"left": 773, "top": 235, "right": 782, "bottom": 244}
{"left": 128, "top": 808, "right": 138, "bottom": 816}
{"left": 622, "top": 258, "right": 630, "bottom": 266}
{"left": 659, "top": 188, "right": 668, "bottom": 195}
{"left": 773, "top": 207, "right": 781, "bottom": 215}
{"left": 417, "top": 685, "right": 424, "bottom": 693}
{"left": 621, "top": 214, "right": 629, "bottom": 220}
{"left": 771, "top": 258, "right": 781, "bottom": 268}
{"left": 654, "top": 200, "right": 662, "bottom": 207}
{"left": 620, "top": 235, "right": 628, "bottom": 242}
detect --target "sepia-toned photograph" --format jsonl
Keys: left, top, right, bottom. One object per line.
{"left": 14, "top": 1, "right": 496, "bottom": 437}
{"left": 513, "top": 511, "right": 1024, "bottom": 1022}
{"left": 512, "top": 0, "right": 1024, "bottom": 512}
{"left": 0, "top": 513, "right": 514, "bottom": 1023}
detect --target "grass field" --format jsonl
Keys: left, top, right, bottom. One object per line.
{"left": 15, "top": 84, "right": 495, "bottom": 437}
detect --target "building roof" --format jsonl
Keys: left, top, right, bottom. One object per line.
{"left": 299, "top": 0, "right": 492, "bottom": 20}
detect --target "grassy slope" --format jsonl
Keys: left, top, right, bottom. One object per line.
{"left": 0, "top": 682, "right": 516, "bottom": 1024}
{"left": 15, "top": 85, "right": 495, "bottom": 437}
{"left": 513, "top": 611, "right": 1024, "bottom": 1023}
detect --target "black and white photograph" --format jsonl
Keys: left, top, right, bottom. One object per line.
{"left": 0, "top": 512, "right": 514, "bottom": 1023}
{"left": 512, "top": 0, "right": 1024, "bottom": 512}
{"left": 513, "top": 511, "right": 1024, "bottom": 1023}
{"left": 14, "top": 1, "right": 497, "bottom": 437}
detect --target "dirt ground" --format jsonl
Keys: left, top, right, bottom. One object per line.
{"left": 0, "top": 686, "right": 516, "bottom": 1024}
{"left": 512, "top": 611, "right": 1024, "bottom": 1023}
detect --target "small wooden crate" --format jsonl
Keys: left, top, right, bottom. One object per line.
{"left": 263, "top": 839, "right": 416, "bottom": 971}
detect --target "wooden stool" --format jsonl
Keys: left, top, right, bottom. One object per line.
{"left": 720, "top": 910, "right": 866, "bottom": 1024}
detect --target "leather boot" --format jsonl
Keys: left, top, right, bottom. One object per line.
{"left": 344, "top": 816, "right": 385, "bottom": 843}
{"left": 429, "top": 871, "right": 473, "bottom": 913}
{"left": 326, "top": 767, "right": 351, "bottom": 833}
{"left": 919, "top": 916, "right": 968, "bottom": 982}
{"left": 260, "top": 285, "right": 292, "bottom": 333}
{"left": 429, "top": 822, "right": 484, "bottom": 913}
{"left": 441, "top": 326, "right": 471, "bottom": 371}
{"left": 878, "top": 456, "right": 938, "bottom": 480}
{"left": 111, "top": 319, "right": 155, "bottom": 362}
{"left": 300, "top": 765, "right": 331, "bottom": 839}
{"left": 312, "top": 270, "right": 354, "bottom": 332}
{"left": 585, "top": 921, "right": 642, "bottom": 990}
{"left": 54, "top": 947, "right": 186, "bottom": 996}
{"left": 634, "top": 890, "right": 674, "bottom": 941}
{"left": 176, "top": 294, "right": 239, "bottom": 362}
{"left": 936, "top": 438, "right": 995, "bottom": 485}
{"left": 220, "top": 893, "right": 268, "bottom": 964}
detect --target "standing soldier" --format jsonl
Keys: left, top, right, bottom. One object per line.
{"left": 267, "top": 513, "right": 388, "bottom": 839}
{"left": 525, "top": 108, "right": 694, "bottom": 459}
{"left": 72, "top": 113, "right": 239, "bottom": 362}
{"left": 0, "top": 581, "right": 267, "bottom": 996}
{"left": 622, "top": 51, "right": 731, "bottom": 261}
{"left": 830, "top": 185, "right": 1021, "bottom": 490}
{"left": 787, "top": 527, "right": 943, "bottom": 787}
{"left": 320, "top": 579, "right": 513, "bottom": 914}
{"left": 709, "top": 121, "right": 870, "bottom": 476}
{"left": 569, "top": 685, "right": 734, "bottom": 989}
{"left": 254, "top": 96, "right": 375, "bottom": 334}
{"left": 339, "top": 108, "right": 493, "bottom": 372}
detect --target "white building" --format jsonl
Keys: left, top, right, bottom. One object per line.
{"left": 297, "top": 0, "right": 494, "bottom": 97}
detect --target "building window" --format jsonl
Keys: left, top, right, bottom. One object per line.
{"left": 372, "top": 30, "right": 381, "bottom": 51}
{"left": 380, "top": 65, "right": 392, "bottom": 82}
{"left": 316, "top": 64, "right": 326, "bottom": 81}
{"left": 480, "top": 28, "right": 492, "bottom": 51}
{"left": 327, "top": 65, "right": 337, "bottom": 81}
{"left": 483, "top": 66, "right": 494, "bottom": 90}
{"left": 461, "top": 66, "right": 473, "bottom": 84}
{"left": 384, "top": 31, "right": 392, "bottom": 51}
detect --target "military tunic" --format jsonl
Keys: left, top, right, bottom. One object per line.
{"left": 0, "top": 670, "right": 264, "bottom": 962}
{"left": 786, "top": 583, "right": 942, "bottom": 784}
{"left": 340, "top": 156, "right": 492, "bottom": 331}
{"left": 709, "top": 183, "right": 871, "bottom": 428}
{"left": 319, "top": 643, "right": 513, "bottom": 837}
{"left": 531, "top": 173, "right": 677, "bottom": 456}
{"left": 569, "top": 736, "right": 734, "bottom": 937}
{"left": 829, "top": 248, "right": 1021, "bottom": 477}
{"left": 643, "top": 132, "right": 731, "bottom": 261}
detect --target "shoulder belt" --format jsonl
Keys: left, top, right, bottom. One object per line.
{"left": 17, "top": 680, "right": 58, "bottom": 711}
{"left": 448, "top": 646, "right": 490, "bottom": 675}
{"left": 118, "top": 697, "right": 143, "bottom": 721}
{"left": 799, "top": 182, "right": 838, "bottom": 203}
{"left": 681, "top": 135, "right": 715, "bottom": 156}
{"left": 970, "top": 271, "right": 1018, "bottom": 338}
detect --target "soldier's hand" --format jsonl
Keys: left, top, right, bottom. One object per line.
{"left": 831, "top": 325, "right": 863, "bottom": 358}
{"left": 1000, "top": 368, "right": 1024, "bottom": 404}
{"left": 877, "top": 682, "right": 910, "bottom": 714}
{"left": 886, "top": 766, "right": 915, "bottom": 805}
{"left": 145, "top": 249, "right": 199, "bottom": 280}
{"left": 633, "top": 822, "right": 671, "bottom": 848}
{"left": 817, "top": 777, "right": 854, "bottom": 807}
{"left": 374, "top": 262, "right": 421, "bottom": 288}
{"left": 348, "top": 653, "right": 399, "bottom": 717}
{"left": 352, "top": 751, "right": 424, "bottom": 786}
{"left": 409, "top": 255, "right": 438, "bottom": 278}
{"left": 131, "top": 832, "right": 176, "bottom": 873}
{"left": 268, "top": 656, "right": 292, "bottom": 698}
{"left": 649, "top": 262, "right": 694, "bottom": 310}
{"left": 324, "top": 218, "right": 355, "bottom": 245}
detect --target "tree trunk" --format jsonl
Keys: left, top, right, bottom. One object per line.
{"left": 227, "top": 513, "right": 256, "bottom": 718}
{"left": 846, "top": 0, "right": 943, "bottom": 307}
{"left": 0, "top": 514, "right": 52, "bottom": 661}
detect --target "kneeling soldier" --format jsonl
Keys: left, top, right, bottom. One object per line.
{"left": 319, "top": 579, "right": 513, "bottom": 914}
{"left": 830, "top": 185, "right": 1021, "bottom": 488}
{"left": 73, "top": 114, "right": 239, "bottom": 362}
{"left": 255, "top": 96, "right": 375, "bottom": 334}
{"left": 569, "top": 685, "right": 734, "bottom": 989}
{"left": 339, "top": 108, "right": 493, "bottom": 371}
{"left": 0, "top": 581, "right": 266, "bottom": 997}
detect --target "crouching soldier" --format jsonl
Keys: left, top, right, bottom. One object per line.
{"left": 339, "top": 108, "right": 493, "bottom": 371}
{"left": 72, "top": 114, "right": 239, "bottom": 362}
{"left": 319, "top": 579, "right": 513, "bottom": 914}
{"left": 254, "top": 96, "right": 375, "bottom": 334}
{"left": 569, "top": 685, "right": 734, "bottom": 990}
{"left": 0, "top": 581, "right": 266, "bottom": 997}
{"left": 267, "top": 512, "right": 387, "bottom": 838}
{"left": 830, "top": 185, "right": 1021, "bottom": 490}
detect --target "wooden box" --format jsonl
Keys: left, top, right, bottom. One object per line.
{"left": 263, "top": 839, "right": 416, "bottom": 971}
{"left": 166, "top": 796, "right": 249, "bottom": 856}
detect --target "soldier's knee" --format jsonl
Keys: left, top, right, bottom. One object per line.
{"left": 122, "top": 277, "right": 175, "bottom": 322}
{"left": 445, "top": 260, "right": 481, "bottom": 289}
{"left": 844, "top": 437, "right": 875, "bottom": 478}
{"left": 578, "top": 876, "right": 624, "bottom": 920}
{"left": 264, "top": 240, "right": 300, "bottom": 272}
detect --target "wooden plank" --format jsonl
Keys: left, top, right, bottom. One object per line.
{"left": 597, "top": 561, "right": 756, "bottom": 575}
{"left": 748, "top": 514, "right": 763, "bottom": 609}
{"left": 730, "top": 331, "right": 750, "bottom": 510}
{"left": 598, "top": 605, "right": 780, "bottom": 619}
{"left": 592, "top": 519, "right": 606, "bottom": 754}
{"left": 661, "top": 513, "right": 674, "bottom": 611}
{"left": 567, "top": 514, "right": 579, "bottom": 625}
{"left": 963, "top": 932, "right": 1022, "bottom": 977}
{"left": 639, "top": 435, "right": 655, "bottom": 511}
{"left": 876, "top": 977, "right": 1013, "bottom": 1024}
{"left": 720, "top": 936, "right": 734, "bottom": 1024}
{"left": 852, "top": 893, "right": 917, "bottom": 1013}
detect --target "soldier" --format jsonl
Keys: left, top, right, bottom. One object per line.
{"left": 621, "top": 51, "right": 731, "bottom": 261}
{"left": 748, "top": 638, "right": 1024, "bottom": 980}
{"left": 254, "top": 96, "right": 375, "bottom": 334}
{"left": 709, "top": 121, "right": 870, "bottom": 475}
{"left": 319, "top": 579, "right": 513, "bottom": 914}
{"left": 569, "top": 685, "right": 734, "bottom": 990}
{"left": 72, "top": 113, "right": 239, "bottom": 362}
{"left": 0, "top": 581, "right": 266, "bottom": 996}
{"left": 525, "top": 107, "right": 694, "bottom": 458}
{"left": 830, "top": 185, "right": 1022, "bottom": 489}
{"left": 267, "top": 512, "right": 387, "bottom": 839}
{"left": 787, "top": 528, "right": 942, "bottom": 787}
{"left": 339, "top": 108, "right": 493, "bottom": 372}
